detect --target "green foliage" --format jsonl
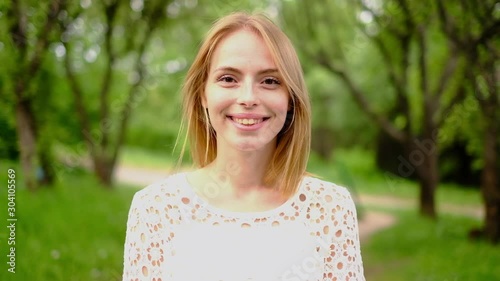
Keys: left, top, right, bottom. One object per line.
{"left": 0, "top": 109, "right": 18, "bottom": 159}
{"left": 363, "top": 211, "right": 500, "bottom": 281}
{"left": 281, "top": 0, "right": 406, "bottom": 148}
{"left": 305, "top": 66, "right": 378, "bottom": 148}
{"left": 439, "top": 96, "right": 484, "bottom": 170}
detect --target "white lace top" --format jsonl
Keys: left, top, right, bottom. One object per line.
{"left": 122, "top": 172, "right": 365, "bottom": 281}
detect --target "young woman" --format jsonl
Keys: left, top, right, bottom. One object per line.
{"left": 123, "top": 12, "right": 365, "bottom": 281}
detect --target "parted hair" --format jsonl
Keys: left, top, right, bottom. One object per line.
{"left": 178, "top": 11, "right": 311, "bottom": 197}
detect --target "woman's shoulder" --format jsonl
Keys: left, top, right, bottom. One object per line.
{"left": 132, "top": 171, "right": 189, "bottom": 202}
{"left": 301, "top": 175, "right": 355, "bottom": 202}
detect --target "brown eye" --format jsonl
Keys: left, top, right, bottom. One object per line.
{"left": 218, "top": 75, "right": 236, "bottom": 83}
{"left": 263, "top": 78, "right": 280, "bottom": 85}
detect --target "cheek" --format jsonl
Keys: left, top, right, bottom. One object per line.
{"left": 204, "top": 87, "right": 220, "bottom": 109}
{"left": 264, "top": 97, "right": 289, "bottom": 131}
{"left": 207, "top": 98, "right": 226, "bottom": 112}
{"left": 273, "top": 94, "right": 290, "bottom": 118}
{"left": 205, "top": 94, "right": 231, "bottom": 121}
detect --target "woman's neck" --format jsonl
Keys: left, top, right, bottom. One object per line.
{"left": 204, "top": 144, "right": 275, "bottom": 196}
{"left": 186, "top": 140, "right": 290, "bottom": 211}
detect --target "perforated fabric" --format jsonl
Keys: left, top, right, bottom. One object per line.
{"left": 122, "top": 172, "right": 365, "bottom": 281}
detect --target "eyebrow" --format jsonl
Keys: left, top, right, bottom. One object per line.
{"left": 212, "top": 66, "right": 279, "bottom": 75}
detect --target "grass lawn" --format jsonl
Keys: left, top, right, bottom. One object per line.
{"left": 0, "top": 162, "right": 138, "bottom": 281}
{"left": 362, "top": 210, "right": 500, "bottom": 281}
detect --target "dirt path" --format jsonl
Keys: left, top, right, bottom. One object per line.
{"left": 115, "top": 165, "right": 482, "bottom": 242}
{"left": 358, "top": 194, "right": 483, "bottom": 219}
{"left": 115, "top": 165, "right": 172, "bottom": 187}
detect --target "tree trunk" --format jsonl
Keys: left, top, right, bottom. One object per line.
{"left": 471, "top": 43, "right": 500, "bottom": 243}
{"left": 93, "top": 155, "right": 114, "bottom": 187}
{"left": 480, "top": 116, "right": 500, "bottom": 244}
{"left": 15, "top": 98, "right": 38, "bottom": 191}
{"left": 417, "top": 159, "right": 438, "bottom": 218}
{"left": 38, "top": 146, "right": 55, "bottom": 186}
{"left": 408, "top": 133, "right": 439, "bottom": 218}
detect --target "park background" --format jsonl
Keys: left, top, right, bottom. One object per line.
{"left": 0, "top": 0, "right": 499, "bottom": 280}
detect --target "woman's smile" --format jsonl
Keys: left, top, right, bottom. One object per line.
{"left": 226, "top": 113, "right": 271, "bottom": 130}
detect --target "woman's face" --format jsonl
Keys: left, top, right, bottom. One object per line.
{"left": 203, "top": 29, "right": 289, "bottom": 152}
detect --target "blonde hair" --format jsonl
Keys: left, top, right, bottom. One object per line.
{"left": 177, "top": 12, "right": 311, "bottom": 197}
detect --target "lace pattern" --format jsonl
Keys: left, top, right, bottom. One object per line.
{"left": 122, "top": 173, "right": 365, "bottom": 281}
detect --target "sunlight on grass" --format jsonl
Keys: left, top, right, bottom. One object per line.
{"left": 0, "top": 166, "right": 136, "bottom": 281}
{"left": 363, "top": 210, "right": 499, "bottom": 281}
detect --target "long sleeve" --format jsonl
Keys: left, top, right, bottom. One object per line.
{"left": 325, "top": 188, "right": 365, "bottom": 280}
{"left": 122, "top": 191, "right": 166, "bottom": 281}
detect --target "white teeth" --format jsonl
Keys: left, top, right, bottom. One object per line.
{"left": 232, "top": 118, "right": 263, "bottom": 125}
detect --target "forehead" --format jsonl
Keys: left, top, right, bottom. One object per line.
{"left": 209, "top": 29, "right": 276, "bottom": 71}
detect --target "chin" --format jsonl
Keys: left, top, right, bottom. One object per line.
{"left": 233, "top": 138, "right": 276, "bottom": 152}
{"left": 234, "top": 141, "right": 261, "bottom": 151}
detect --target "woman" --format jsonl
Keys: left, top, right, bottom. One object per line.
{"left": 123, "top": 12, "right": 365, "bottom": 281}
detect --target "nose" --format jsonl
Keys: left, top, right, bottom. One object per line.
{"left": 236, "top": 80, "right": 259, "bottom": 107}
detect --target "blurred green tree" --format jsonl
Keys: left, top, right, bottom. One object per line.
{"left": 1, "top": 0, "right": 66, "bottom": 190}
{"left": 282, "top": 0, "right": 469, "bottom": 218}
{"left": 435, "top": 0, "right": 500, "bottom": 243}
{"left": 60, "top": 0, "right": 189, "bottom": 186}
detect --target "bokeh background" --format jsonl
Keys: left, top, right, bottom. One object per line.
{"left": 0, "top": 0, "right": 499, "bottom": 280}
